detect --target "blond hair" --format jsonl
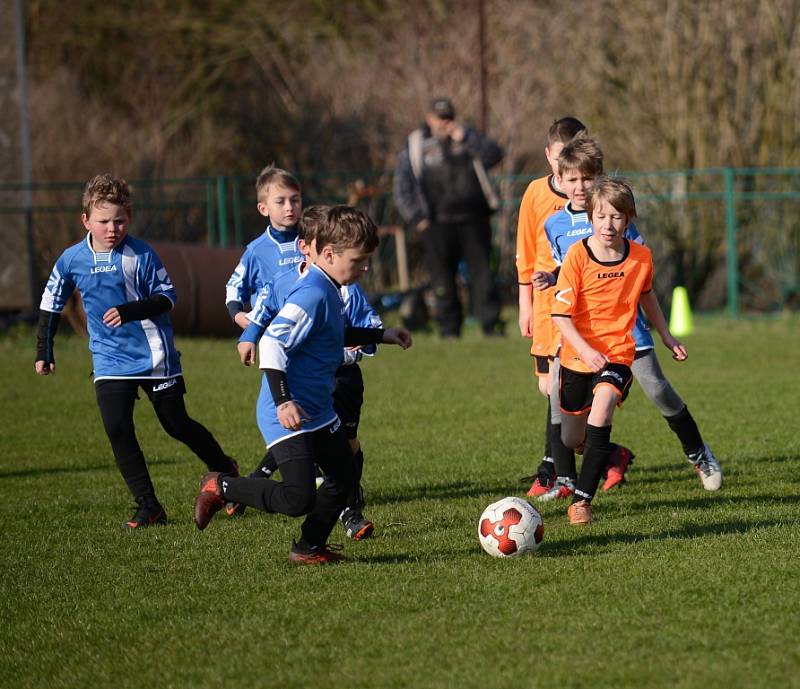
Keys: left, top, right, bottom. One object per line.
{"left": 587, "top": 176, "right": 637, "bottom": 221}
{"left": 82, "top": 174, "right": 132, "bottom": 216}
{"left": 255, "top": 164, "right": 301, "bottom": 203}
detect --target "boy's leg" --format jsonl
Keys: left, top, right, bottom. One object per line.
{"left": 332, "top": 364, "right": 374, "bottom": 540}
{"left": 537, "top": 359, "right": 579, "bottom": 502}
{"left": 146, "top": 377, "right": 237, "bottom": 474}
{"left": 632, "top": 350, "right": 722, "bottom": 489}
{"left": 570, "top": 366, "right": 633, "bottom": 524}
{"left": 95, "top": 379, "right": 166, "bottom": 529}
{"left": 422, "top": 222, "right": 463, "bottom": 338}
{"left": 298, "top": 424, "right": 357, "bottom": 549}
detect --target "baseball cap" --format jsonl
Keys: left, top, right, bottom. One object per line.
{"left": 430, "top": 97, "right": 455, "bottom": 120}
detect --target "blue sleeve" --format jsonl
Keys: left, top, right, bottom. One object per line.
{"left": 141, "top": 247, "right": 177, "bottom": 305}
{"left": 247, "top": 281, "right": 279, "bottom": 328}
{"left": 544, "top": 216, "right": 562, "bottom": 265}
{"left": 345, "top": 285, "right": 382, "bottom": 357}
{"left": 225, "top": 247, "right": 257, "bottom": 306}
{"left": 626, "top": 222, "right": 644, "bottom": 245}
{"left": 39, "top": 252, "right": 76, "bottom": 313}
{"left": 259, "top": 287, "right": 322, "bottom": 371}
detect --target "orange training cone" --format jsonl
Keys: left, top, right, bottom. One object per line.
{"left": 669, "top": 286, "right": 694, "bottom": 336}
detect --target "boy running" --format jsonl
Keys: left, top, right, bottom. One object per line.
{"left": 515, "top": 117, "right": 587, "bottom": 494}
{"left": 194, "top": 206, "right": 412, "bottom": 564}
{"left": 35, "top": 174, "right": 238, "bottom": 530}
{"left": 550, "top": 177, "right": 686, "bottom": 524}
{"left": 536, "top": 137, "right": 721, "bottom": 500}
{"left": 240, "top": 206, "right": 383, "bottom": 540}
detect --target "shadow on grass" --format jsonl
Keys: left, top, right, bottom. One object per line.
{"left": 369, "top": 479, "right": 517, "bottom": 506}
{"left": 540, "top": 517, "right": 791, "bottom": 557}
{"left": 0, "top": 457, "right": 180, "bottom": 480}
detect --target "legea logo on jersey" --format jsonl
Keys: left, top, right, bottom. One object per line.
{"left": 597, "top": 271, "right": 625, "bottom": 279}
{"left": 278, "top": 256, "right": 302, "bottom": 266}
{"left": 91, "top": 265, "right": 117, "bottom": 274}
{"left": 566, "top": 228, "right": 592, "bottom": 238}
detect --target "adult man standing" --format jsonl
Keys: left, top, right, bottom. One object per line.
{"left": 393, "top": 97, "right": 504, "bottom": 339}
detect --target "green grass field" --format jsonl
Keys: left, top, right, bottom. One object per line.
{"left": 2, "top": 316, "right": 799, "bottom": 689}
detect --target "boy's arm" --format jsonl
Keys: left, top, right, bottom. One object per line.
{"left": 345, "top": 326, "right": 412, "bottom": 350}
{"left": 103, "top": 294, "right": 172, "bottom": 327}
{"left": 225, "top": 252, "right": 255, "bottom": 327}
{"left": 36, "top": 254, "right": 76, "bottom": 375}
{"left": 515, "top": 185, "right": 536, "bottom": 337}
{"left": 552, "top": 316, "right": 608, "bottom": 373}
{"left": 639, "top": 291, "right": 687, "bottom": 360}
{"left": 35, "top": 310, "right": 60, "bottom": 375}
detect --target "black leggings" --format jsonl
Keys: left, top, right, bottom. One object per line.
{"left": 95, "top": 377, "right": 233, "bottom": 501}
{"left": 222, "top": 422, "right": 356, "bottom": 548}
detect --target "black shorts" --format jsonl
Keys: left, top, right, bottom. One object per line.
{"left": 559, "top": 363, "right": 633, "bottom": 415}
{"left": 95, "top": 375, "right": 186, "bottom": 402}
{"left": 332, "top": 364, "right": 364, "bottom": 440}
{"left": 533, "top": 355, "right": 550, "bottom": 376}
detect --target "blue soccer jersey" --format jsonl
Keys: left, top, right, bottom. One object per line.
{"left": 255, "top": 264, "right": 348, "bottom": 447}
{"left": 40, "top": 234, "right": 182, "bottom": 380}
{"left": 243, "top": 264, "right": 382, "bottom": 363}
{"left": 544, "top": 202, "right": 655, "bottom": 350}
{"left": 225, "top": 226, "right": 303, "bottom": 309}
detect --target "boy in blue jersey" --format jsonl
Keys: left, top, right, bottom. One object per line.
{"left": 222, "top": 165, "right": 304, "bottom": 517}
{"left": 239, "top": 206, "right": 384, "bottom": 540}
{"left": 225, "top": 165, "right": 304, "bottom": 329}
{"left": 35, "top": 174, "right": 239, "bottom": 530}
{"left": 531, "top": 137, "right": 722, "bottom": 499}
{"left": 194, "top": 206, "right": 412, "bottom": 565}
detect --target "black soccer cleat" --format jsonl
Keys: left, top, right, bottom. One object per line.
{"left": 123, "top": 497, "right": 167, "bottom": 531}
{"left": 341, "top": 509, "right": 375, "bottom": 541}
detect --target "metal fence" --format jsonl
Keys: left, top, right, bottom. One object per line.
{"left": 1, "top": 168, "right": 798, "bottom": 315}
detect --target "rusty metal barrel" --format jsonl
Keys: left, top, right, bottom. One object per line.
{"left": 149, "top": 241, "right": 241, "bottom": 337}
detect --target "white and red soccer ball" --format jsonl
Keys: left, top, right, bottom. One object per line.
{"left": 478, "top": 497, "right": 544, "bottom": 557}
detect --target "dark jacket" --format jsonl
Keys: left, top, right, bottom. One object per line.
{"left": 393, "top": 125, "right": 503, "bottom": 225}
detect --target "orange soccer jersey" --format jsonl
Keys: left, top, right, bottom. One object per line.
{"left": 551, "top": 238, "right": 654, "bottom": 373}
{"left": 515, "top": 175, "right": 568, "bottom": 359}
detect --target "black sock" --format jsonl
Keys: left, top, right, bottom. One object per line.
{"left": 665, "top": 405, "right": 704, "bottom": 457}
{"left": 220, "top": 475, "right": 273, "bottom": 511}
{"left": 550, "top": 423, "right": 577, "bottom": 480}
{"left": 575, "top": 424, "right": 613, "bottom": 502}
{"left": 344, "top": 449, "right": 366, "bottom": 511}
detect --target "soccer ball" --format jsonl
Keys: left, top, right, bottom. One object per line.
{"left": 478, "top": 497, "right": 544, "bottom": 557}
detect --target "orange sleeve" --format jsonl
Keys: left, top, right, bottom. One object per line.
{"left": 515, "top": 183, "right": 538, "bottom": 283}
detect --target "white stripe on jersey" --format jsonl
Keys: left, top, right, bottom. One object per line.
{"left": 122, "top": 245, "right": 167, "bottom": 376}
{"left": 40, "top": 265, "right": 63, "bottom": 311}
{"left": 266, "top": 303, "right": 314, "bottom": 350}
{"left": 258, "top": 336, "right": 288, "bottom": 371}
{"left": 225, "top": 261, "right": 246, "bottom": 303}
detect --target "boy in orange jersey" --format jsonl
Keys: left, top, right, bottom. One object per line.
{"left": 515, "top": 117, "right": 586, "bottom": 494}
{"left": 551, "top": 177, "right": 687, "bottom": 525}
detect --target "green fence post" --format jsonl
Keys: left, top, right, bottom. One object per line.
{"left": 231, "top": 176, "right": 243, "bottom": 246}
{"left": 723, "top": 167, "right": 739, "bottom": 318}
{"left": 216, "top": 176, "right": 228, "bottom": 248}
{"left": 206, "top": 178, "right": 216, "bottom": 247}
